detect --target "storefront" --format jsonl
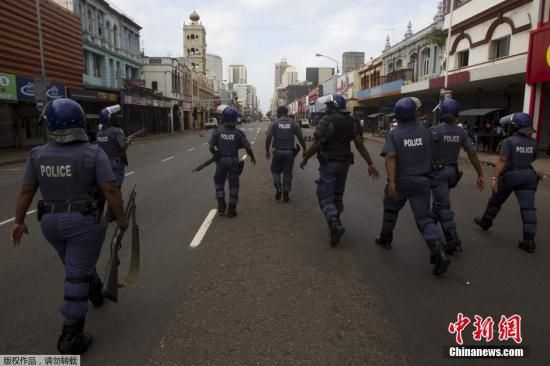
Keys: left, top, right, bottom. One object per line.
{"left": 68, "top": 88, "right": 120, "bottom": 141}
{"left": 182, "top": 100, "right": 192, "bottom": 130}
{"left": 122, "top": 93, "right": 172, "bottom": 135}
{"left": 0, "top": 72, "right": 17, "bottom": 147}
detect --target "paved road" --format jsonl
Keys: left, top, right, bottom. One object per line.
{"left": 0, "top": 122, "right": 548, "bottom": 365}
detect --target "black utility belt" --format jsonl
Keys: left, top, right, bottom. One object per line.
{"left": 433, "top": 161, "right": 458, "bottom": 170}
{"left": 273, "top": 148, "right": 295, "bottom": 151}
{"left": 506, "top": 166, "right": 532, "bottom": 171}
{"left": 37, "top": 200, "right": 98, "bottom": 221}
{"left": 110, "top": 156, "right": 122, "bottom": 162}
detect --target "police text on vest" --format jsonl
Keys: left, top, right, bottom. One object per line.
{"left": 97, "top": 136, "right": 109, "bottom": 142}
{"left": 279, "top": 124, "right": 291, "bottom": 129}
{"left": 404, "top": 138, "right": 423, "bottom": 147}
{"left": 444, "top": 135, "right": 460, "bottom": 143}
{"left": 221, "top": 134, "right": 235, "bottom": 140}
{"left": 40, "top": 165, "right": 72, "bottom": 177}
{"left": 516, "top": 146, "right": 534, "bottom": 154}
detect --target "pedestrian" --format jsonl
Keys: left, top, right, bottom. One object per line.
{"left": 265, "top": 106, "right": 307, "bottom": 202}
{"left": 10, "top": 98, "right": 128, "bottom": 354}
{"left": 300, "top": 94, "right": 380, "bottom": 247}
{"left": 474, "top": 113, "right": 540, "bottom": 253}
{"left": 209, "top": 106, "right": 256, "bottom": 217}
{"left": 430, "top": 98, "right": 485, "bottom": 254}
{"left": 96, "top": 105, "right": 131, "bottom": 221}
{"left": 375, "top": 97, "right": 450, "bottom": 276}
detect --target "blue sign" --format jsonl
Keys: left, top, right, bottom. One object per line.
{"left": 15, "top": 75, "right": 66, "bottom": 102}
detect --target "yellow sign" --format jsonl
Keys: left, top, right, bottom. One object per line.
{"left": 547, "top": 45, "right": 550, "bottom": 67}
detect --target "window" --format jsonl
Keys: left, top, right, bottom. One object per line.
{"left": 87, "top": 9, "right": 93, "bottom": 33}
{"left": 395, "top": 59, "right": 403, "bottom": 70}
{"left": 83, "top": 52, "right": 89, "bottom": 75}
{"left": 457, "top": 50, "right": 469, "bottom": 67}
{"left": 97, "top": 13, "right": 103, "bottom": 38}
{"left": 421, "top": 48, "right": 431, "bottom": 76}
{"left": 92, "top": 54, "right": 101, "bottom": 77}
{"left": 113, "top": 26, "right": 118, "bottom": 47}
{"left": 152, "top": 81, "right": 158, "bottom": 91}
{"left": 105, "top": 22, "right": 111, "bottom": 43}
{"left": 490, "top": 35, "right": 510, "bottom": 60}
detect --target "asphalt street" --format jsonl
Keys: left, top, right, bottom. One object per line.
{"left": 1, "top": 121, "right": 549, "bottom": 365}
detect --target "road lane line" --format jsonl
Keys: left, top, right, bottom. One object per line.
{"left": 125, "top": 171, "right": 135, "bottom": 177}
{"left": 202, "top": 142, "right": 208, "bottom": 146}
{"left": 0, "top": 210, "right": 37, "bottom": 227}
{"left": 187, "top": 148, "right": 195, "bottom": 152}
{"left": 189, "top": 209, "right": 217, "bottom": 248}
{"left": 161, "top": 156, "right": 175, "bottom": 162}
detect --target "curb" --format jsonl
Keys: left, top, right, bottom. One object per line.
{"left": 0, "top": 157, "right": 27, "bottom": 167}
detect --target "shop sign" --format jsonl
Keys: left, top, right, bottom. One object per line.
{"left": 526, "top": 26, "right": 550, "bottom": 84}
{"left": 16, "top": 75, "right": 65, "bottom": 102}
{"left": 0, "top": 72, "right": 17, "bottom": 101}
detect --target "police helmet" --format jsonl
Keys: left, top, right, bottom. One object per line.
{"left": 222, "top": 106, "right": 239, "bottom": 123}
{"left": 43, "top": 98, "right": 85, "bottom": 131}
{"left": 500, "top": 112, "right": 535, "bottom": 135}
{"left": 394, "top": 97, "right": 417, "bottom": 121}
{"left": 277, "top": 106, "right": 289, "bottom": 116}
{"left": 440, "top": 98, "right": 460, "bottom": 117}
{"left": 325, "top": 94, "right": 347, "bottom": 112}
{"left": 98, "top": 104, "right": 121, "bottom": 125}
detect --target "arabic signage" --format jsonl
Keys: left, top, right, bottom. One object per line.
{"left": 15, "top": 75, "right": 66, "bottom": 102}
{"left": 0, "top": 72, "right": 17, "bottom": 101}
{"left": 526, "top": 26, "right": 550, "bottom": 84}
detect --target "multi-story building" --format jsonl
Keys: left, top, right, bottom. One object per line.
{"left": 228, "top": 65, "right": 247, "bottom": 84}
{"left": 206, "top": 53, "right": 223, "bottom": 92}
{"left": 0, "top": 0, "right": 83, "bottom": 147}
{"left": 274, "top": 58, "right": 290, "bottom": 89}
{"left": 281, "top": 66, "right": 299, "bottom": 87}
{"left": 305, "top": 67, "right": 335, "bottom": 87}
{"left": 184, "top": 11, "right": 206, "bottom": 74}
{"left": 233, "top": 84, "right": 258, "bottom": 114}
{"left": 342, "top": 52, "right": 365, "bottom": 73}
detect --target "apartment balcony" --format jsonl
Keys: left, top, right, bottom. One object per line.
{"left": 84, "top": 74, "right": 123, "bottom": 90}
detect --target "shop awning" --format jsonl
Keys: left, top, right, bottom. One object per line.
{"left": 367, "top": 113, "right": 385, "bottom": 118}
{"left": 459, "top": 108, "right": 503, "bottom": 116}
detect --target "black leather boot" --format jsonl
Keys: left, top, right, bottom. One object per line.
{"left": 217, "top": 198, "right": 226, "bottom": 214}
{"left": 89, "top": 278, "right": 104, "bottom": 308}
{"left": 427, "top": 241, "right": 451, "bottom": 276}
{"left": 275, "top": 189, "right": 282, "bottom": 201}
{"left": 375, "top": 231, "right": 393, "bottom": 249}
{"left": 444, "top": 231, "right": 462, "bottom": 254}
{"left": 57, "top": 320, "right": 93, "bottom": 355}
{"left": 518, "top": 239, "right": 536, "bottom": 253}
{"left": 227, "top": 204, "right": 237, "bottom": 218}
{"left": 474, "top": 216, "right": 491, "bottom": 231}
{"left": 283, "top": 191, "right": 290, "bottom": 202}
{"left": 329, "top": 217, "right": 345, "bottom": 247}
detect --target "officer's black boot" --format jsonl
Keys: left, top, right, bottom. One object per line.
{"left": 518, "top": 235, "right": 536, "bottom": 253}
{"left": 227, "top": 204, "right": 237, "bottom": 218}
{"left": 57, "top": 319, "right": 93, "bottom": 355}
{"left": 89, "top": 278, "right": 104, "bottom": 308}
{"left": 283, "top": 191, "right": 290, "bottom": 202}
{"left": 217, "top": 198, "right": 227, "bottom": 214}
{"left": 329, "top": 217, "right": 345, "bottom": 247}
{"left": 443, "top": 231, "right": 462, "bottom": 254}
{"left": 474, "top": 216, "right": 492, "bottom": 231}
{"left": 275, "top": 190, "right": 282, "bottom": 201}
{"left": 375, "top": 231, "right": 393, "bottom": 249}
{"left": 427, "top": 241, "right": 451, "bottom": 276}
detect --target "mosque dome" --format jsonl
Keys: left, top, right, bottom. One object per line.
{"left": 190, "top": 11, "right": 200, "bottom": 22}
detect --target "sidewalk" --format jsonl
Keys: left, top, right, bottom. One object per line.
{"left": 363, "top": 134, "right": 550, "bottom": 178}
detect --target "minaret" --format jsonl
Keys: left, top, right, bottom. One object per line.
{"left": 384, "top": 35, "right": 391, "bottom": 51}
{"left": 434, "top": 1, "right": 445, "bottom": 22}
{"left": 183, "top": 11, "right": 206, "bottom": 73}
{"left": 404, "top": 21, "right": 413, "bottom": 40}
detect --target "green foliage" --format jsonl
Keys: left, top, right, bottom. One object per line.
{"left": 426, "top": 27, "right": 447, "bottom": 47}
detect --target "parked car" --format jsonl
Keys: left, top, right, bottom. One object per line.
{"left": 299, "top": 119, "right": 310, "bottom": 128}
{"left": 205, "top": 118, "right": 218, "bottom": 129}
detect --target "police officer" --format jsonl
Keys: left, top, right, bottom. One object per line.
{"left": 431, "top": 99, "right": 484, "bottom": 254}
{"left": 375, "top": 97, "right": 450, "bottom": 276}
{"left": 209, "top": 106, "right": 256, "bottom": 217}
{"left": 265, "top": 106, "right": 307, "bottom": 202}
{"left": 10, "top": 98, "right": 128, "bottom": 354}
{"left": 301, "top": 94, "right": 380, "bottom": 247}
{"left": 474, "top": 112, "right": 539, "bottom": 253}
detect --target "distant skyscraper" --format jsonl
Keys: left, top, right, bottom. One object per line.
{"left": 206, "top": 53, "right": 223, "bottom": 91}
{"left": 274, "top": 58, "right": 290, "bottom": 89}
{"left": 281, "top": 66, "right": 298, "bottom": 87}
{"left": 306, "top": 67, "right": 335, "bottom": 87}
{"left": 228, "top": 65, "right": 247, "bottom": 84}
{"left": 342, "top": 52, "right": 365, "bottom": 73}
{"left": 183, "top": 11, "right": 206, "bottom": 73}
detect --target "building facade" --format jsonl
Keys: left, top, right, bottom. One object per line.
{"left": 206, "top": 53, "right": 223, "bottom": 92}
{"left": 305, "top": 67, "right": 334, "bottom": 87}
{"left": 184, "top": 11, "right": 206, "bottom": 73}
{"left": 281, "top": 66, "right": 299, "bottom": 87}
{"left": 228, "top": 65, "right": 247, "bottom": 84}
{"left": 342, "top": 51, "right": 365, "bottom": 73}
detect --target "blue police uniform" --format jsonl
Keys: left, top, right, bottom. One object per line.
{"left": 314, "top": 112, "right": 360, "bottom": 223}
{"left": 96, "top": 126, "right": 126, "bottom": 186}
{"left": 377, "top": 97, "right": 449, "bottom": 275}
{"left": 209, "top": 125, "right": 251, "bottom": 208}
{"left": 266, "top": 116, "right": 303, "bottom": 195}
{"left": 476, "top": 133, "right": 539, "bottom": 249}
{"left": 430, "top": 122, "right": 473, "bottom": 245}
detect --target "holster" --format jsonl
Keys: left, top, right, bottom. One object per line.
{"left": 238, "top": 160, "right": 244, "bottom": 175}
{"left": 120, "top": 152, "right": 129, "bottom": 166}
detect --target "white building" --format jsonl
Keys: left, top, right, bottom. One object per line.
{"left": 184, "top": 11, "right": 206, "bottom": 74}
{"left": 274, "top": 58, "right": 290, "bottom": 89}
{"left": 281, "top": 66, "right": 299, "bottom": 87}
{"left": 206, "top": 53, "right": 223, "bottom": 92}
{"left": 228, "top": 65, "right": 247, "bottom": 84}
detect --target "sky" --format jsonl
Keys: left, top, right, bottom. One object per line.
{"left": 108, "top": 0, "right": 441, "bottom": 112}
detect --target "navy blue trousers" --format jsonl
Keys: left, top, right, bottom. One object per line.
{"left": 316, "top": 160, "right": 350, "bottom": 222}
{"left": 431, "top": 166, "right": 458, "bottom": 234}
{"left": 214, "top": 157, "right": 240, "bottom": 205}
{"left": 41, "top": 212, "right": 106, "bottom": 325}
{"left": 381, "top": 175, "right": 442, "bottom": 242}
{"left": 271, "top": 150, "right": 295, "bottom": 192}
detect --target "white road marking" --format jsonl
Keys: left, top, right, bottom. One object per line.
{"left": 161, "top": 156, "right": 175, "bottom": 162}
{"left": 0, "top": 168, "right": 23, "bottom": 172}
{"left": 189, "top": 209, "right": 217, "bottom": 248}
{"left": 125, "top": 171, "right": 135, "bottom": 177}
{"left": 187, "top": 148, "right": 195, "bottom": 152}
{"left": 0, "top": 210, "right": 37, "bottom": 227}
{"left": 202, "top": 142, "right": 208, "bottom": 146}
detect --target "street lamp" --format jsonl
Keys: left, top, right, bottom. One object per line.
{"left": 315, "top": 53, "right": 340, "bottom": 74}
